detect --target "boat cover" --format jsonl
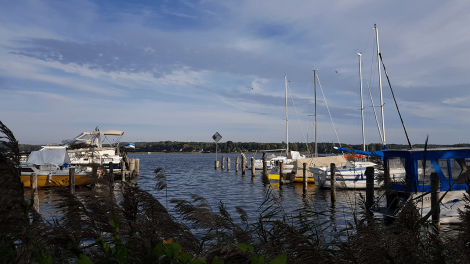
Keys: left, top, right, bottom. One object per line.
{"left": 293, "top": 155, "right": 347, "bottom": 178}
{"left": 26, "top": 149, "right": 71, "bottom": 165}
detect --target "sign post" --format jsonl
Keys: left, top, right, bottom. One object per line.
{"left": 212, "top": 132, "right": 222, "bottom": 161}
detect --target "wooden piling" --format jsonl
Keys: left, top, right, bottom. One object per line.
{"left": 221, "top": 156, "right": 225, "bottom": 170}
{"left": 129, "top": 158, "right": 136, "bottom": 177}
{"left": 241, "top": 155, "right": 246, "bottom": 175}
{"left": 330, "top": 163, "right": 336, "bottom": 203}
{"left": 135, "top": 159, "right": 140, "bottom": 176}
{"left": 365, "top": 167, "right": 375, "bottom": 210}
{"left": 251, "top": 157, "right": 255, "bottom": 177}
{"left": 303, "top": 163, "right": 307, "bottom": 194}
{"left": 69, "top": 168, "right": 75, "bottom": 195}
{"left": 279, "top": 161, "right": 284, "bottom": 186}
{"left": 30, "top": 173, "right": 39, "bottom": 213}
{"left": 431, "top": 172, "right": 441, "bottom": 233}
{"left": 121, "top": 160, "right": 126, "bottom": 182}
{"left": 263, "top": 157, "right": 268, "bottom": 177}
{"left": 215, "top": 160, "right": 219, "bottom": 170}
{"left": 109, "top": 162, "right": 114, "bottom": 185}
{"left": 227, "top": 157, "right": 230, "bottom": 171}
{"left": 235, "top": 157, "right": 239, "bottom": 173}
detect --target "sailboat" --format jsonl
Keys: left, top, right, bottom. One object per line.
{"left": 310, "top": 29, "right": 385, "bottom": 189}
{"left": 252, "top": 75, "right": 305, "bottom": 177}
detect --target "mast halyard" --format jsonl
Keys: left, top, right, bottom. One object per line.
{"left": 285, "top": 75, "right": 289, "bottom": 154}
{"left": 375, "top": 24, "right": 386, "bottom": 147}
{"left": 314, "top": 70, "right": 318, "bottom": 157}
{"left": 358, "top": 53, "right": 365, "bottom": 151}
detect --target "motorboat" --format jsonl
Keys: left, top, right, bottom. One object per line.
{"left": 21, "top": 148, "right": 91, "bottom": 187}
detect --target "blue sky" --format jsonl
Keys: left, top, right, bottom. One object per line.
{"left": 1, "top": 0, "right": 470, "bottom": 146}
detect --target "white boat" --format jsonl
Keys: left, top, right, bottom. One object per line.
{"left": 310, "top": 160, "right": 380, "bottom": 188}
{"left": 40, "top": 128, "right": 126, "bottom": 171}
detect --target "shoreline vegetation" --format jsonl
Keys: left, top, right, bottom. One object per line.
{"left": 2, "top": 120, "right": 470, "bottom": 263}
{"left": 20, "top": 141, "right": 470, "bottom": 154}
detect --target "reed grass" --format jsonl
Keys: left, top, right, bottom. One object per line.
{"left": 2, "top": 120, "right": 470, "bottom": 263}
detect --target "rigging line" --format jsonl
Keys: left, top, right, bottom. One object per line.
{"left": 316, "top": 73, "right": 342, "bottom": 147}
{"left": 362, "top": 59, "right": 383, "bottom": 145}
{"left": 379, "top": 53, "right": 413, "bottom": 149}
{"left": 287, "top": 82, "right": 309, "bottom": 150}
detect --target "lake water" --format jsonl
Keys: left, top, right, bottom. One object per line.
{"left": 28, "top": 153, "right": 374, "bottom": 241}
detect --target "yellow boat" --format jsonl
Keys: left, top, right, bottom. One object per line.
{"left": 268, "top": 174, "right": 315, "bottom": 183}
{"left": 21, "top": 174, "right": 91, "bottom": 188}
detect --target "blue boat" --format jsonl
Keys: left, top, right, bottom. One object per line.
{"left": 372, "top": 147, "right": 469, "bottom": 224}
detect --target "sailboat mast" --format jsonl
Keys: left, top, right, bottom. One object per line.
{"left": 285, "top": 75, "right": 289, "bottom": 154}
{"left": 314, "top": 70, "right": 318, "bottom": 157}
{"left": 358, "top": 53, "right": 365, "bottom": 151}
{"left": 375, "top": 24, "right": 386, "bottom": 147}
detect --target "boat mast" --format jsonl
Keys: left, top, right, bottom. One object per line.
{"left": 285, "top": 75, "right": 289, "bottom": 154}
{"left": 314, "top": 70, "right": 318, "bottom": 157}
{"left": 375, "top": 24, "right": 386, "bottom": 147}
{"left": 358, "top": 53, "right": 365, "bottom": 151}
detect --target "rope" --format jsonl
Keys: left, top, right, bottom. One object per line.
{"left": 316, "top": 73, "right": 342, "bottom": 147}
{"left": 286, "top": 82, "right": 309, "bottom": 151}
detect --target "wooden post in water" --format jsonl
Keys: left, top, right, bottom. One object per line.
{"left": 69, "top": 168, "right": 75, "bottom": 195}
{"left": 121, "top": 160, "right": 126, "bottom": 182}
{"left": 135, "top": 159, "right": 140, "bottom": 176}
{"left": 263, "top": 157, "right": 267, "bottom": 177}
{"left": 215, "top": 160, "right": 219, "bottom": 170}
{"left": 109, "top": 162, "right": 114, "bottom": 186}
{"left": 235, "top": 157, "right": 239, "bottom": 173}
{"left": 241, "top": 155, "right": 246, "bottom": 175}
{"left": 30, "top": 173, "right": 39, "bottom": 213}
{"left": 330, "top": 163, "right": 336, "bottom": 203}
{"left": 92, "top": 165, "right": 98, "bottom": 190}
{"left": 279, "top": 161, "right": 284, "bottom": 186}
{"left": 251, "top": 157, "right": 255, "bottom": 177}
{"left": 303, "top": 163, "right": 307, "bottom": 194}
{"left": 431, "top": 172, "right": 441, "bottom": 233}
{"left": 227, "top": 157, "right": 230, "bottom": 171}
{"left": 129, "top": 158, "right": 136, "bottom": 177}
{"left": 221, "top": 156, "right": 225, "bottom": 171}
{"left": 365, "top": 167, "right": 375, "bottom": 210}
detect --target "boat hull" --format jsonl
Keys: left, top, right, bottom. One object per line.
{"left": 21, "top": 174, "right": 91, "bottom": 187}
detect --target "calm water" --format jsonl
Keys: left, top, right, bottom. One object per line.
{"left": 131, "top": 153, "right": 366, "bottom": 230}
{"left": 30, "top": 153, "right": 370, "bottom": 237}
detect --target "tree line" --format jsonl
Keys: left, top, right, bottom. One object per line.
{"left": 18, "top": 141, "right": 470, "bottom": 154}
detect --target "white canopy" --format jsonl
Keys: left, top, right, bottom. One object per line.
{"left": 101, "top": 130, "right": 124, "bottom": 136}
{"left": 27, "top": 149, "right": 71, "bottom": 165}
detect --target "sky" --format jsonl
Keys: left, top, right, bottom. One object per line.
{"left": 1, "top": 0, "right": 470, "bottom": 146}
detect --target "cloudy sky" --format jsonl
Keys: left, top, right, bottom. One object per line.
{"left": 1, "top": 0, "right": 469, "bottom": 146}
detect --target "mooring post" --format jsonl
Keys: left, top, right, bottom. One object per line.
{"left": 129, "top": 158, "right": 136, "bottom": 177}
{"left": 30, "top": 173, "right": 39, "bottom": 213}
{"left": 69, "top": 168, "right": 75, "bottom": 195}
{"left": 365, "top": 167, "right": 375, "bottom": 210}
{"left": 431, "top": 172, "right": 441, "bottom": 233}
{"left": 263, "top": 157, "right": 268, "bottom": 177}
{"left": 109, "top": 162, "right": 114, "bottom": 186}
{"left": 251, "top": 157, "right": 255, "bottom": 177}
{"left": 303, "top": 163, "right": 307, "bottom": 194}
{"left": 241, "top": 155, "right": 246, "bottom": 175}
{"left": 330, "top": 163, "right": 336, "bottom": 203}
{"left": 121, "top": 160, "right": 126, "bottom": 182}
{"left": 279, "top": 161, "right": 284, "bottom": 186}
{"left": 227, "top": 157, "right": 230, "bottom": 171}
{"left": 221, "top": 156, "right": 225, "bottom": 170}
{"left": 235, "top": 157, "right": 239, "bottom": 173}
{"left": 215, "top": 160, "right": 219, "bottom": 170}
{"left": 135, "top": 159, "right": 140, "bottom": 176}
